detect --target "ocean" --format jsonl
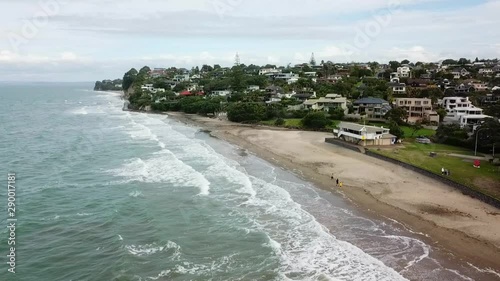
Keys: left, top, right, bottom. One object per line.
{"left": 0, "top": 83, "right": 497, "bottom": 281}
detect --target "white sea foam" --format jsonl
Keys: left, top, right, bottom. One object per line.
{"left": 125, "top": 241, "right": 180, "bottom": 258}
{"left": 109, "top": 155, "right": 211, "bottom": 196}
{"left": 129, "top": 190, "right": 144, "bottom": 198}
{"left": 468, "top": 262, "right": 500, "bottom": 278}
{"left": 118, "top": 235, "right": 123, "bottom": 241}
{"left": 70, "top": 107, "right": 88, "bottom": 115}
{"left": 114, "top": 106, "right": 410, "bottom": 280}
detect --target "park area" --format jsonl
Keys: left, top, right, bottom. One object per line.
{"left": 373, "top": 142, "right": 500, "bottom": 200}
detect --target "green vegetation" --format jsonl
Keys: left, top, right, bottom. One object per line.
{"left": 373, "top": 142, "right": 500, "bottom": 200}
{"left": 94, "top": 79, "right": 123, "bottom": 91}
{"left": 401, "top": 126, "right": 435, "bottom": 138}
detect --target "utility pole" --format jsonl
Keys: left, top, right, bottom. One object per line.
{"left": 475, "top": 127, "right": 487, "bottom": 156}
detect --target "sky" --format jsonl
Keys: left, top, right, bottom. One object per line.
{"left": 0, "top": 0, "right": 499, "bottom": 81}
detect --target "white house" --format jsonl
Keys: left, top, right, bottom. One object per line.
{"left": 211, "top": 90, "right": 232, "bottom": 97}
{"left": 247, "top": 85, "right": 260, "bottom": 91}
{"left": 451, "top": 68, "right": 470, "bottom": 79}
{"left": 333, "top": 122, "right": 396, "bottom": 146}
{"left": 396, "top": 65, "right": 411, "bottom": 78}
{"left": 259, "top": 68, "right": 279, "bottom": 75}
{"left": 388, "top": 78, "right": 406, "bottom": 94}
{"left": 273, "top": 72, "right": 300, "bottom": 84}
{"left": 173, "top": 74, "right": 190, "bottom": 82}
{"left": 478, "top": 68, "right": 493, "bottom": 76}
{"left": 141, "top": 84, "right": 154, "bottom": 91}
{"left": 439, "top": 97, "right": 491, "bottom": 129}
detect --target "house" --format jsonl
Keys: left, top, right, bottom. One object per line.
{"left": 439, "top": 97, "right": 490, "bottom": 129}
{"left": 173, "top": 74, "right": 190, "bottom": 82}
{"left": 292, "top": 93, "right": 314, "bottom": 102}
{"left": 388, "top": 78, "right": 406, "bottom": 95}
{"left": 333, "top": 122, "right": 397, "bottom": 146}
{"left": 301, "top": 94, "right": 348, "bottom": 113}
{"left": 319, "top": 74, "right": 343, "bottom": 84}
{"left": 463, "top": 80, "right": 488, "bottom": 91}
{"left": 396, "top": 65, "right": 411, "bottom": 78}
{"left": 265, "top": 85, "right": 284, "bottom": 95}
{"left": 273, "top": 72, "right": 300, "bottom": 84}
{"left": 454, "top": 83, "right": 475, "bottom": 94}
{"left": 451, "top": 68, "right": 470, "bottom": 79}
{"left": 319, "top": 95, "right": 348, "bottom": 113}
{"left": 481, "top": 93, "right": 500, "bottom": 104}
{"left": 394, "top": 98, "right": 440, "bottom": 124}
{"left": 304, "top": 72, "right": 318, "bottom": 77}
{"left": 141, "top": 84, "right": 154, "bottom": 91}
{"left": 420, "top": 73, "right": 432, "bottom": 80}
{"left": 247, "top": 85, "right": 260, "bottom": 91}
{"left": 492, "top": 65, "right": 500, "bottom": 73}
{"left": 211, "top": 90, "right": 232, "bottom": 97}
{"left": 408, "top": 78, "right": 431, "bottom": 88}
{"left": 478, "top": 68, "right": 493, "bottom": 76}
{"left": 352, "top": 97, "right": 392, "bottom": 120}
{"left": 259, "top": 68, "right": 279, "bottom": 75}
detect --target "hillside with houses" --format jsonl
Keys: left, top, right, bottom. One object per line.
{"left": 103, "top": 55, "right": 500, "bottom": 155}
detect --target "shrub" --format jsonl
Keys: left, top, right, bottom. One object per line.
{"left": 275, "top": 118, "right": 285, "bottom": 126}
{"left": 302, "top": 112, "right": 330, "bottom": 129}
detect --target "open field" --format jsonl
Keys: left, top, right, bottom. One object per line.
{"left": 374, "top": 141, "right": 500, "bottom": 200}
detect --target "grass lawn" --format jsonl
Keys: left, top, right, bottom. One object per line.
{"left": 401, "top": 126, "right": 436, "bottom": 138}
{"left": 374, "top": 142, "right": 500, "bottom": 200}
{"left": 260, "top": 119, "right": 339, "bottom": 129}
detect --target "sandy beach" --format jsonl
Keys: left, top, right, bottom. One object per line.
{"left": 167, "top": 112, "right": 500, "bottom": 272}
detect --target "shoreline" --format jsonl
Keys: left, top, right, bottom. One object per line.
{"left": 163, "top": 111, "right": 500, "bottom": 275}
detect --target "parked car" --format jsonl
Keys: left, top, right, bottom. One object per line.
{"left": 416, "top": 137, "right": 431, "bottom": 144}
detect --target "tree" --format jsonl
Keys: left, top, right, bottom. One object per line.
{"left": 401, "top": 59, "right": 410, "bottom": 65}
{"left": 385, "top": 107, "right": 408, "bottom": 125}
{"left": 139, "top": 66, "right": 151, "bottom": 75}
{"left": 436, "top": 108, "right": 448, "bottom": 122}
{"left": 410, "top": 121, "right": 424, "bottom": 137}
{"left": 301, "top": 112, "right": 330, "bottom": 129}
{"left": 227, "top": 103, "right": 266, "bottom": 123}
{"left": 123, "top": 68, "right": 138, "bottom": 91}
{"left": 434, "top": 123, "right": 469, "bottom": 147}
{"left": 458, "top": 58, "right": 471, "bottom": 65}
{"left": 329, "top": 107, "right": 345, "bottom": 120}
{"left": 484, "top": 105, "right": 500, "bottom": 118}
{"left": 389, "top": 121, "right": 404, "bottom": 141}
{"left": 389, "top": 61, "right": 401, "bottom": 71}
{"left": 476, "top": 118, "right": 500, "bottom": 153}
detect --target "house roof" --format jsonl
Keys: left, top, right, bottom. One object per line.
{"left": 338, "top": 122, "right": 390, "bottom": 134}
{"left": 293, "top": 93, "right": 313, "bottom": 98}
{"left": 304, "top": 99, "right": 318, "bottom": 105}
{"left": 388, "top": 82, "right": 406, "bottom": 87}
{"left": 353, "top": 97, "right": 389, "bottom": 105}
{"left": 317, "top": 97, "right": 346, "bottom": 103}
{"left": 180, "top": 91, "right": 192, "bottom": 96}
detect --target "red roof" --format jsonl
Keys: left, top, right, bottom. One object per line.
{"left": 180, "top": 90, "right": 192, "bottom": 96}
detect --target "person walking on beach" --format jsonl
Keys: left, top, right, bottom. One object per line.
{"left": 336, "top": 178, "right": 339, "bottom": 186}
{"left": 339, "top": 182, "right": 343, "bottom": 188}
{"left": 331, "top": 174, "right": 334, "bottom": 180}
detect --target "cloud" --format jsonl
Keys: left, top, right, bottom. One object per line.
{"left": 0, "top": 0, "right": 499, "bottom": 81}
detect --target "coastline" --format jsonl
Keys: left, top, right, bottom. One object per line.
{"left": 165, "top": 111, "right": 500, "bottom": 273}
